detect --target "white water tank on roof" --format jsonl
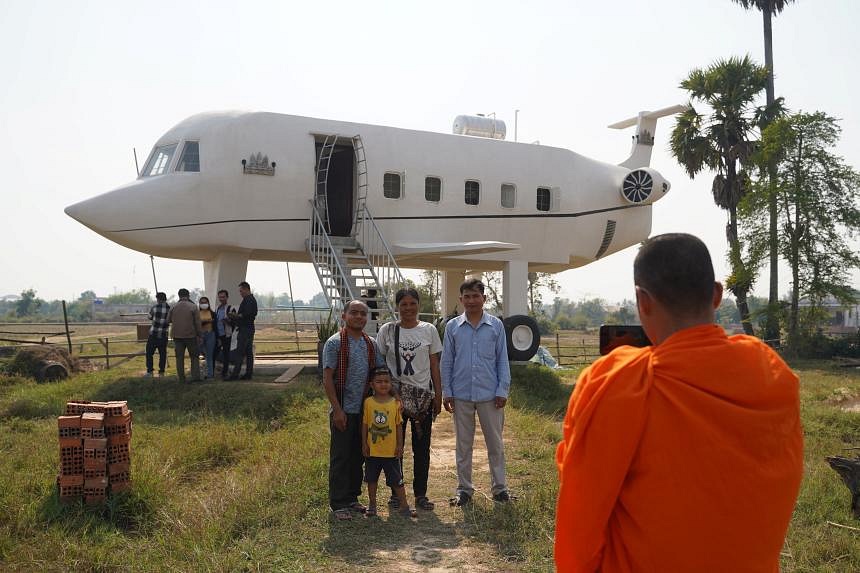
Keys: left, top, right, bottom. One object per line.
{"left": 452, "top": 115, "right": 506, "bottom": 139}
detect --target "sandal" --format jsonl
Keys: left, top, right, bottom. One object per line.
{"left": 333, "top": 508, "right": 352, "bottom": 521}
{"left": 416, "top": 496, "right": 435, "bottom": 510}
{"left": 348, "top": 501, "right": 367, "bottom": 514}
{"left": 400, "top": 506, "right": 418, "bottom": 518}
{"left": 365, "top": 506, "right": 377, "bottom": 517}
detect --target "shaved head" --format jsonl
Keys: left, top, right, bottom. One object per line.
{"left": 344, "top": 299, "right": 369, "bottom": 313}
{"left": 634, "top": 234, "right": 716, "bottom": 317}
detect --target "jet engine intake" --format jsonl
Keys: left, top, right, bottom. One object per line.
{"left": 620, "top": 168, "right": 670, "bottom": 205}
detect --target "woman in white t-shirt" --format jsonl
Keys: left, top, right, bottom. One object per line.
{"left": 375, "top": 287, "right": 443, "bottom": 511}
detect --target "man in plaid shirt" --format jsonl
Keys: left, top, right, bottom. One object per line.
{"left": 144, "top": 292, "right": 170, "bottom": 377}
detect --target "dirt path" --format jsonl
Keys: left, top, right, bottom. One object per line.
{"left": 350, "top": 413, "right": 519, "bottom": 573}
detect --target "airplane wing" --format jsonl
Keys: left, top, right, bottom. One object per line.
{"left": 391, "top": 240, "right": 521, "bottom": 259}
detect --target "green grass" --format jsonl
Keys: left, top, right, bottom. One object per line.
{"left": 0, "top": 360, "right": 858, "bottom": 571}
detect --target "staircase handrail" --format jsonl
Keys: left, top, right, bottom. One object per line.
{"left": 355, "top": 203, "right": 406, "bottom": 292}
{"left": 308, "top": 200, "right": 358, "bottom": 306}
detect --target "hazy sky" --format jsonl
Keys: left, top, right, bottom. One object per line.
{"left": 1, "top": 0, "right": 858, "bottom": 305}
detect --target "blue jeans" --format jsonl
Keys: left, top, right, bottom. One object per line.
{"left": 201, "top": 331, "right": 216, "bottom": 378}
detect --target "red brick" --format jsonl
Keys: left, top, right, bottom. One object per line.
{"left": 84, "top": 495, "right": 106, "bottom": 505}
{"left": 58, "top": 415, "right": 81, "bottom": 428}
{"left": 83, "top": 438, "right": 108, "bottom": 449}
{"left": 107, "top": 433, "right": 131, "bottom": 447}
{"left": 108, "top": 462, "right": 130, "bottom": 475}
{"left": 81, "top": 412, "right": 105, "bottom": 428}
{"left": 107, "top": 442, "right": 131, "bottom": 465}
{"left": 84, "top": 466, "right": 106, "bottom": 479}
{"left": 84, "top": 448, "right": 107, "bottom": 463}
{"left": 103, "top": 402, "right": 129, "bottom": 417}
{"left": 110, "top": 481, "right": 131, "bottom": 493}
{"left": 59, "top": 437, "right": 82, "bottom": 448}
{"left": 65, "top": 401, "right": 93, "bottom": 415}
{"left": 85, "top": 477, "right": 108, "bottom": 489}
{"left": 58, "top": 474, "right": 84, "bottom": 487}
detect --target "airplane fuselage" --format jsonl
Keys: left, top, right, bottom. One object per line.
{"left": 65, "top": 110, "right": 668, "bottom": 274}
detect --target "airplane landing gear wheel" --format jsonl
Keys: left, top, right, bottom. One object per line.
{"left": 503, "top": 315, "right": 541, "bottom": 361}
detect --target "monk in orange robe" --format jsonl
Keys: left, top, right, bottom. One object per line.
{"left": 555, "top": 233, "right": 803, "bottom": 572}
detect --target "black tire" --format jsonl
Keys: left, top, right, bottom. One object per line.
{"left": 37, "top": 361, "right": 68, "bottom": 383}
{"left": 503, "top": 315, "right": 540, "bottom": 361}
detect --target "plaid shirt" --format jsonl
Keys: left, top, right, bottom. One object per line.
{"left": 149, "top": 302, "right": 171, "bottom": 337}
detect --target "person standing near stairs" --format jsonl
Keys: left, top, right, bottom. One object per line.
{"left": 228, "top": 281, "right": 258, "bottom": 380}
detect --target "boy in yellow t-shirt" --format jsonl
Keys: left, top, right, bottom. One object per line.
{"left": 362, "top": 367, "right": 417, "bottom": 518}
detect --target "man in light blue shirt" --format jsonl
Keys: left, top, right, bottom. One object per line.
{"left": 441, "top": 278, "right": 512, "bottom": 506}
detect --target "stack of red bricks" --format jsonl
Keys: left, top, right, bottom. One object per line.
{"left": 57, "top": 400, "right": 133, "bottom": 504}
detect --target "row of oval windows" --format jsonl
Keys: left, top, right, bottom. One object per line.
{"left": 382, "top": 173, "right": 555, "bottom": 211}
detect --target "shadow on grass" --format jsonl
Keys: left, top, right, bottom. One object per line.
{"left": 38, "top": 486, "right": 160, "bottom": 535}
{"left": 89, "top": 376, "right": 293, "bottom": 422}
{"left": 321, "top": 509, "right": 462, "bottom": 567}
{"left": 509, "top": 364, "right": 573, "bottom": 418}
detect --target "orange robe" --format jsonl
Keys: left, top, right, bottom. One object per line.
{"left": 555, "top": 324, "right": 802, "bottom": 572}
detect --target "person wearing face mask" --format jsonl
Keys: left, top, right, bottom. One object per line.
{"left": 198, "top": 296, "right": 216, "bottom": 380}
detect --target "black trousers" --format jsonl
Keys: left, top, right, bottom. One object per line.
{"left": 145, "top": 334, "right": 168, "bottom": 373}
{"left": 392, "top": 408, "right": 433, "bottom": 498}
{"left": 329, "top": 412, "right": 364, "bottom": 511}
{"left": 218, "top": 335, "right": 231, "bottom": 376}
{"left": 230, "top": 327, "right": 254, "bottom": 377}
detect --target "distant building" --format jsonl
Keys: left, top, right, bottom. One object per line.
{"left": 0, "top": 294, "right": 21, "bottom": 302}
{"left": 797, "top": 291, "right": 860, "bottom": 334}
{"left": 91, "top": 298, "right": 150, "bottom": 320}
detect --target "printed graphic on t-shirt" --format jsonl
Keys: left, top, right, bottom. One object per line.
{"left": 399, "top": 341, "right": 422, "bottom": 376}
{"left": 369, "top": 410, "right": 392, "bottom": 443}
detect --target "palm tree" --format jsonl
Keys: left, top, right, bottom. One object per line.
{"left": 671, "top": 56, "right": 769, "bottom": 335}
{"left": 731, "top": 0, "right": 796, "bottom": 342}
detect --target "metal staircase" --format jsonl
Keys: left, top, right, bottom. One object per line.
{"left": 307, "top": 134, "right": 405, "bottom": 327}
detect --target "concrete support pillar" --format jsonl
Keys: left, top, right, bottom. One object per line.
{"left": 502, "top": 260, "right": 529, "bottom": 317}
{"left": 440, "top": 269, "right": 465, "bottom": 318}
{"left": 203, "top": 252, "right": 249, "bottom": 301}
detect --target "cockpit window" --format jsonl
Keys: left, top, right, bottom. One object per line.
{"left": 141, "top": 144, "right": 178, "bottom": 177}
{"left": 175, "top": 141, "right": 200, "bottom": 172}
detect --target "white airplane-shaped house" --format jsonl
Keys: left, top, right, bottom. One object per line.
{"left": 65, "top": 105, "right": 683, "bottom": 360}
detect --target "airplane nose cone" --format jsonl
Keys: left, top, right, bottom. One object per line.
{"left": 64, "top": 197, "right": 106, "bottom": 232}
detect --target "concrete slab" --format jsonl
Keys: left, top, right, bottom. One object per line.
{"left": 252, "top": 358, "right": 317, "bottom": 378}
{"left": 273, "top": 364, "right": 306, "bottom": 384}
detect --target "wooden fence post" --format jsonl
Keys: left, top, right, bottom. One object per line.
{"left": 61, "top": 300, "right": 72, "bottom": 354}
{"left": 555, "top": 333, "right": 561, "bottom": 362}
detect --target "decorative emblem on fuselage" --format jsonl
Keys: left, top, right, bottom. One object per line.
{"left": 242, "top": 152, "right": 276, "bottom": 175}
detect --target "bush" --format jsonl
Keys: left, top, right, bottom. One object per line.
{"left": 510, "top": 364, "right": 572, "bottom": 416}
{"left": 792, "top": 331, "right": 860, "bottom": 359}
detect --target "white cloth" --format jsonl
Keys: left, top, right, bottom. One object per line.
{"left": 376, "top": 321, "right": 442, "bottom": 393}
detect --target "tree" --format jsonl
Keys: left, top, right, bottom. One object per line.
{"left": 104, "top": 288, "right": 151, "bottom": 304}
{"left": 16, "top": 289, "right": 44, "bottom": 317}
{"left": 731, "top": 0, "right": 795, "bottom": 342}
{"left": 745, "top": 111, "right": 860, "bottom": 351}
{"left": 527, "top": 272, "right": 560, "bottom": 315}
{"left": 671, "top": 56, "right": 772, "bottom": 335}
{"left": 419, "top": 270, "right": 441, "bottom": 317}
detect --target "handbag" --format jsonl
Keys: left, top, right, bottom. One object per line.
{"left": 394, "top": 323, "right": 435, "bottom": 422}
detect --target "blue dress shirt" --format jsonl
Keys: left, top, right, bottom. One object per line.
{"left": 441, "top": 312, "right": 511, "bottom": 402}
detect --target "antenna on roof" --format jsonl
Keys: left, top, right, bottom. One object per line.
{"left": 133, "top": 148, "right": 140, "bottom": 177}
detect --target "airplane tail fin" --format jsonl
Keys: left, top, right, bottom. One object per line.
{"left": 609, "top": 104, "right": 688, "bottom": 168}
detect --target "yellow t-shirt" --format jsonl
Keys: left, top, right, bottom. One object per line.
{"left": 362, "top": 396, "right": 401, "bottom": 458}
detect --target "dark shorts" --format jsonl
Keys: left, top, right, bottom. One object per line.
{"left": 364, "top": 456, "right": 403, "bottom": 487}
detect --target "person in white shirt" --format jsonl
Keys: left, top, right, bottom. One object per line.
{"left": 375, "top": 288, "right": 443, "bottom": 511}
